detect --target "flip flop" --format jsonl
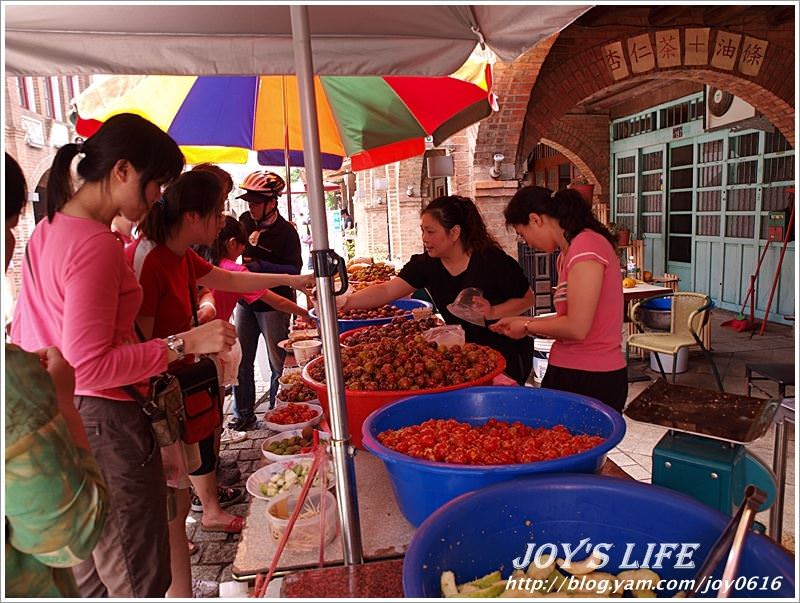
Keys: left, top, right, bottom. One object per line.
{"left": 201, "top": 515, "right": 245, "bottom": 534}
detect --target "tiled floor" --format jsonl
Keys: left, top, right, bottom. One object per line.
{"left": 610, "top": 310, "right": 795, "bottom": 552}
{"left": 189, "top": 308, "right": 795, "bottom": 595}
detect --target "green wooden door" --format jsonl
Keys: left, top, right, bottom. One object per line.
{"left": 666, "top": 141, "right": 695, "bottom": 286}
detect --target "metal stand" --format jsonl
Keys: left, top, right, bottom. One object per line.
{"left": 769, "top": 398, "right": 794, "bottom": 540}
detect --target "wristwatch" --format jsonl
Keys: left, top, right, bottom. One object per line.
{"left": 166, "top": 335, "right": 186, "bottom": 361}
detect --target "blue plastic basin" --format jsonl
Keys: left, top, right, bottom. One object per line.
{"left": 362, "top": 386, "right": 625, "bottom": 526}
{"left": 309, "top": 298, "right": 431, "bottom": 333}
{"left": 403, "top": 474, "right": 795, "bottom": 597}
{"left": 643, "top": 297, "right": 672, "bottom": 311}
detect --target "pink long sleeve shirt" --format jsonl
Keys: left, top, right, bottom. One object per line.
{"left": 11, "top": 213, "right": 168, "bottom": 400}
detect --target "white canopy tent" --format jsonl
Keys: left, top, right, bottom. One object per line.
{"left": 5, "top": 3, "right": 589, "bottom": 76}
{"left": 5, "top": 2, "right": 591, "bottom": 567}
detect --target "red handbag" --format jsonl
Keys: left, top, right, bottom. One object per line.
{"left": 164, "top": 356, "right": 222, "bottom": 444}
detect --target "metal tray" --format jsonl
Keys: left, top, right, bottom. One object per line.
{"left": 624, "top": 379, "right": 780, "bottom": 444}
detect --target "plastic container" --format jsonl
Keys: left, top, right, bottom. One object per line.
{"left": 265, "top": 489, "right": 338, "bottom": 551}
{"left": 641, "top": 297, "right": 672, "bottom": 331}
{"left": 263, "top": 402, "right": 323, "bottom": 432}
{"left": 361, "top": 386, "right": 625, "bottom": 526}
{"left": 301, "top": 353, "right": 506, "bottom": 449}
{"left": 531, "top": 337, "right": 555, "bottom": 383}
{"left": 650, "top": 348, "right": 689, "bottom": 374}
{"left": 402, "top": 474, "right": 795, "bottom": 597}
{"left": 309, "top": 298, "right": 432, "bottom": 334}
{"left": 261, "top": 428, "right": 331, "bottom": 462}
{"left": 292, "top": 339, "right": 322, "bottom": 365}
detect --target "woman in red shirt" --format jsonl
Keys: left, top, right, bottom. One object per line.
{"left": 130, "top": 170, "right": 312, "bottom": 598}
{"left": 491, "top": 187, "right": 627, "bottom": 412}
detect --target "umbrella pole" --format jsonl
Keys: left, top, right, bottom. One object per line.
{"left": 281, "top": 75, "right": 293, "bottom": 220}
{"left": 291, "top": 5, "right": 364, "bottom": 566}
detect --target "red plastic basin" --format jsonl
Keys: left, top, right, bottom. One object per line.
{"left": 300, "top": 352, "right": 506, "bottom": 448}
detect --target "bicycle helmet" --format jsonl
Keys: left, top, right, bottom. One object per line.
{"left": 238, "top": 170, "right": 286, "bottom": 203}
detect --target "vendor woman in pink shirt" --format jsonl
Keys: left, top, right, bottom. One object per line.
{"left": 491, "top": 186, "right": 627, "bottom": 412}
{"left": 10, "top": 114, "right": 238, "bottom": 597}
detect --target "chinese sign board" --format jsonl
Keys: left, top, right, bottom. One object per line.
{"left": 604, "top": 29, "right": 767, "bottom": 81}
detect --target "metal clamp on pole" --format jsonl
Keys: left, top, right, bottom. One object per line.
{"left": 311, "top": 249, "right": 348, "bottom": 295}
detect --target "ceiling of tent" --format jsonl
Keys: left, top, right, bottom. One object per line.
{"left": 5, "top": 3, "right": 591, "bottom": 76}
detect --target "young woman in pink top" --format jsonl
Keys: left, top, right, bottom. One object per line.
{"left": 491, "top": 187, "right": 627, "bottom": 412}
{"left": 10, "top": 114, "right": 238, "bottom": 597}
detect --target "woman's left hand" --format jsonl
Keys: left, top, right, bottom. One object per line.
{"left": 472, "top": 296, "right": 493, "bottom": 320}
{"left": 489, "top": 316, "right": 530, "bottom": 339}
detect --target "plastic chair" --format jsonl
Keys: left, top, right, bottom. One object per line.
{"left": 628, "top": 292, "right": 723, "bottom": 392}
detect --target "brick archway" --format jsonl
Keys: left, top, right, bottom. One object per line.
{"left": 474, "top": 13, "right": 794, "bottom": 185}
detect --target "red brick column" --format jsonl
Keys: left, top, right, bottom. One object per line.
{"left": 474, "top": 180, "right": 519, "bottom": 256}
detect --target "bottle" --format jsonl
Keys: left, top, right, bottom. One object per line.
{"left": 626, "top": 256, "right": 638, "bottom": 280}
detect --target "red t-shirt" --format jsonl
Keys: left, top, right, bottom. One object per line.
{"left": 126, "top": 239, "right": 214, "bottom": 338}
{"left": 547, "top": 229, "right": 625, "bottom": 372}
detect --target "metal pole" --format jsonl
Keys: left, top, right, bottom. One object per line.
{"left": 290, "top": 4, "right": 364, "bottom": 565}
{"left": 281, "top": 75, "right": 293, "bottom": 220}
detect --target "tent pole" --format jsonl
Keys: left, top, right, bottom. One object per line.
{"left": 281, "top": 75, "right": 293, "bottom": 220}
{"left": 290, "top": 5, "right": 364, "bottom": 565}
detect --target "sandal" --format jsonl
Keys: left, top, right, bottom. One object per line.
{"left": 190, "top": 486, "right": 244, "bottom": 512}
{"left": 200, "top": 515, "right": 245, "bottom": 534}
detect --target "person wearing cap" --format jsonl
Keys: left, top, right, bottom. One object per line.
{"left": 231, "top": 171, "right": 303, "bottom": 431}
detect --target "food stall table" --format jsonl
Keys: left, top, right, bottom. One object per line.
{"left": 273, "top": 458, "right": 631, "bottom": 597}
{"left": 233, "top": 448, "right": 630, "bottom": 582}
{"left": 232, "top": 450, "right": 415, "bottom": 580}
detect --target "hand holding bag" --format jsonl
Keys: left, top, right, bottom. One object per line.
{"left": 127, "top": 268, "right": 223, "bottom": 445}
{"left": 168, "top": 273, "right": 223, "bottom": 444}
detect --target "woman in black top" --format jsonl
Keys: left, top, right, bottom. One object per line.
{"left": 339, "top": 195, "right": 534, "bottom": 384}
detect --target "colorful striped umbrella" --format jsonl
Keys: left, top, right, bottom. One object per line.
{"left": 74, "top": 52, "right": 494, "bottom": 171}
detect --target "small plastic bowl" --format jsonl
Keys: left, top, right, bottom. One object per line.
{"left": 246, "top": 458, "right": 333, "bottom": 501}
{"left": 265, "top": 489, "right": 338, "bottom": 550}
{"left": 292, "top": 339, "right": 323, "bottom": 365}
{"left": 261, "top": 428, "right": 331, "bottom": 462}
{"left": 278, "top": 367, "right": 303, "bottom": 386}
{"left": 263, "top": 402, "right": 323, "bottom": 432}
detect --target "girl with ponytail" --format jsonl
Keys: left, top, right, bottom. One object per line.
{"left": 10, "top": 113, "right": 240, "bottom": 597}
{"left": 491, "top": 186, "right": 627, "bottom": 412}
{"left": 339, "top": 194, "right": 535, "bottom": 385}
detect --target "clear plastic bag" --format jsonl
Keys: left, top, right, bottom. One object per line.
{"left": 421, "top": 324, "right": 466, "bottom": 348}
{"left": 215, "top": 339, "right": 242, "bottom": 386}
{"left": 447, "top": 287, "right": 486, "bottom": 326}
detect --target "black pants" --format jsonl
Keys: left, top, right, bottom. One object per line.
{"left": 541, "top": 364, "right": 628, "bottom": 413}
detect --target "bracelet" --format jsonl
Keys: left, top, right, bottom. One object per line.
{"left": 199, "top": 302, "right": 215, "bottom": 311}
{"left": 524, "top": 318, "right": 536, "bottom": 336}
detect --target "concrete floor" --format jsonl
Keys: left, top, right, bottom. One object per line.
{"left": 188, "top": 308, "right": 796, "bottom": 595}
{"left": 610, "top": 309, "right": 796, "bottom": 552}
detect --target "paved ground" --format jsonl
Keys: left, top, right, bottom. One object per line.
{"left": 187, "top": 308, "right": 796, "bottom": 596}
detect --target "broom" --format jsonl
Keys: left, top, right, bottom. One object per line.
{"left": 721, "top": 238, "right": 772, "bottom": 331}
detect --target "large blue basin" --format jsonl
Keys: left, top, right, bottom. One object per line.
{"left": 403, "top": 474, "right": 795, "bottom": 597}
{"left": 362, "top": 386, "right": 625, "bottom": 526}
{"left": 309, "top": 297, "right": 431, "bottom": 333}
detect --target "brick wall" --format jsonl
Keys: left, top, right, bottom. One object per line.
{"left": 5, "top": 76, "right": 90, "bottom": 308}
{"left": 472, "top": 6, "right": 795, "bottom": 196}
{"left": 474, "top": 180, "right": 519, "bottom": 256}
